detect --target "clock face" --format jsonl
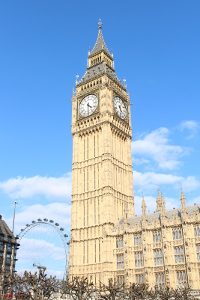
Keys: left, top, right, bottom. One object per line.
{"left": 114, "top": 96, "right": 127, "bottom": 119}
{"left": 79, "top": 95, "right": 98, "bottom": 117}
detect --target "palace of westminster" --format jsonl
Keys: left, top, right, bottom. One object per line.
{"left": 69, "top": 20, "right": 200, "bottom": 290}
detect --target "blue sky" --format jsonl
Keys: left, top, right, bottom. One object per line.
{"left": 0, "top": 0, "right": 200, "bottom": 274}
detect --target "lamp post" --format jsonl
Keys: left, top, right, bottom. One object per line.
{"left": 12, "top": 200, "right": 18, "bottom": 235}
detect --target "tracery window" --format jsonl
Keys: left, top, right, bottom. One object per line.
{"left": 155, "top": 273, "right": 164, "bottom": 290}
{"left": 194, "top": 225, "right": 200, "bottom": 237}
{"left": 196, "top": 244, "right": 200, "bottom": 261}
{"left": 154, "top": 249, "right": 163, "bottom": 266}
{"left": 136, "top": 274, "right": 144, "bottom": 284}
{"left": 117, "top": 253, "right": 124, "bottom": 269}
{"left": 174, "top": 246, "right": 184, "bottom": 263}
{"left": 177, "top": 271, "right": 186, "bottom": 288}
{"left": 116, "top": 236, "right": 123, "bottom": 248}
{"left": 134, "top": 235, "right": 142, "bottom": 246}
{"left": 117, "top": 276, "right": 124, "bottom": 285}
{"left": 173, "top": 228, "right": 182, "bottom": 240}
{"left": 153, "top": 232, "right": 161, "bottom": 243}
{"left": 135, "top": 252, "right": 143, "bottom": 267}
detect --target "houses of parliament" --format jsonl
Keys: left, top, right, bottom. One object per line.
{"left": 69, "top": 20, "right": 200, "bottom": 291}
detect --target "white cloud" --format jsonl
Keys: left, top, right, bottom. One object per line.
{"left": 0, "top": 173, "right": 72, "bottom": 200}
{"left": 132, "top": 127, "right": 188, "bottom": 170}
{"left": 133, "top": 170, "right": 200, "bottom": 192}
{"left": 6, "top": 202, "right": 71, "bottom": 235}
{"left": 182, "top": 176, "right": 200, "bottom": 192}
{"left": 179, "top": 120, "right": 199, "bottom": 139}
{"left": 132, "top": 157, "right": 149, "bottom": 165}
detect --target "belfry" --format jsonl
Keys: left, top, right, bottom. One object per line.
{"left": 69, "top": 20, "right": 200, "bottom": 290}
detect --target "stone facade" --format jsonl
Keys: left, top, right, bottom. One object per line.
{"left": 0, "top": 215, "right": 19, "bottom": 279}
{"left": 69, "top": 20, "right": 200, "bottom": 290}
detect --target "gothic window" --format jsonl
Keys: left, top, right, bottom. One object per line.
{"left": 84, "top": 203, "right": 85, "bottom": 226}
{"left": 87, "top": 137, "right": 89, "bottom": 159}
{"left": 98, "top": 167, "right": 99, "bottom": 189}
{"left": 94, "top": 135, "right": 95, "bottom": 157}
{"left": 87, "top": 241, "right": 89, "bottom": 264}
{"left": 154, "top": 249, "right": 163, "bottom": 266}
{"left": 117, "top": 276, "right": 124, "bottom": 285}
{"left": 95, "top": 240, "right": 96, "bottom": 263}
{"left": 173, "top": 229, "right": 182, "bottom": 240}
{"left": 135, "top": 252, "right": 143, "bottom": 267}
{"left": 136, "top": 274, "right": 144, "bottom": 284}
{"left": 196, "top": 244, "right": 200, "bottom": 261}
{"left": 98, "top": 199, "right": 100, "bottom": 224}
{"left": 83, "top": 242, "right": 85, "bottom": 264}
{"left": 87, "top": 169, "right": 89, "bottom": 191}
{"left": 155, "top": 273, "right": 165, "bottom": 290}
{"left": 177, "top": 271, "right": 186, "bottom": 288}
{"left": 7, "top": 244, "right": 12, "bottom": 253}
{"left": 87, "top": 201, "right": 89, "bottom": 226}
{"left": 94, "top": 200, "right": 96, "bottom": 224}
{"left": 84, "top": 170, "right": 85, "bottom": 192}
{"left": 194, "top": 225, "right": 200, "bottom": 237}
{"left": 174, "top": 246, "right": 184, "bottom": 263}
{"left": 6, "top": 253, "right": 11, "bottom": 264}
{"left": 94, "top": 168, "right": 96, "bottom": 190}
{"left": 117, "top": 254, "right": 124, "bottom": 269}
{"left": 99, "top": 240, "right": 101, "bottom": 262}
{"left": 134, "top": 235, "right": 142, "bottom": 246}
{"left": 97, "top": 134, "right": 99, "bottom": 156}
{"left": 84, "top": 138, "right": 85, "bottom": 160}
{"left": 153, "top": 232, "right": 161, "bottom": 243}
{"left": 116, "top": 236, "right": 123, "bottom": 248}
{"left": 0, "top": 241, "right": 4, "bottom": 251}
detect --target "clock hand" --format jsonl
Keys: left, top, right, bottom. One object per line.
{"left": 87, "top": 103, "right": 92, "bottom": 108}
{"left": 119, "top": 105, "right": 122, "bottom": 112}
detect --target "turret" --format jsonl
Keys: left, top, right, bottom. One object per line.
{"left": 156, "top": 188, "right": 162, "bottom": 212}
{"left": 180, "top": 188, "right": 187, "bottom": 219}
{"left": 142, "top": 195, "right": 147, "bottom": 221}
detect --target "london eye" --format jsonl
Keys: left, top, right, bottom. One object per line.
{"left": 16, "top": 218, "right": 69, "bottom": 278}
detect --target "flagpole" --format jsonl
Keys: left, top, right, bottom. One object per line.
{"left": 12, "top": 200, "right": 18, "bottom": 235}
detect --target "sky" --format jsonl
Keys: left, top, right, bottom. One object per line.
{"left": 0, "top": 0, "right": 200, "bottom": 275}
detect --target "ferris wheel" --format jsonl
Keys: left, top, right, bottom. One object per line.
{"left": 16, "top": 218, "right": 69, "bottom": 278}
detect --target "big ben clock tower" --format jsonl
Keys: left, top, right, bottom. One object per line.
{"left": 69, "top": 20, "right": 134, "bottom": 284}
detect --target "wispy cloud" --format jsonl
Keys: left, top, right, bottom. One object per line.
{"left": 0, "top": 173, "right": 72, "bottom": 200}
{"left": 131, "top": 127, "right": 188, "bottom": 170}
{"left": 7, "top": 202, "right": 71, "bottom": 234}
{"left": 133, "top": 170, "right": 200, "bottom": 192}
{"left": 179, "top": 120, "right": 199, "bottom": 139}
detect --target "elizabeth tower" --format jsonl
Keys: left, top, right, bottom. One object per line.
{"left": 69, "top": 20, "right": 134, "bottom": 283}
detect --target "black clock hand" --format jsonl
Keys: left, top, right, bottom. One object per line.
{"left": 87, "top": 103, "right": 92, "bottom": 108}
{"left": 119, "top": 105, "right": 122, "bottom": 112}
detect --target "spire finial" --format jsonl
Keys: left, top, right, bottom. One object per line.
{"left": 75, "top": 73, "right": 79, "bottom": 85}
{"left": 123, "top": 77, "right": 126, "bottom": 86}
{"left": 98, "top": 18, "right": 102, "bottom": 30}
